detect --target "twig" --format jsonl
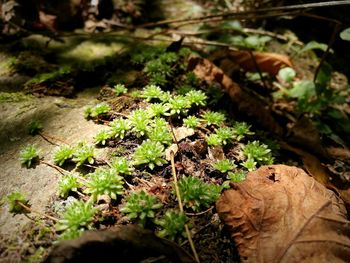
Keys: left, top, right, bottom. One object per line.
{"left": 18, "top": 202, "right": 58, "bottom": 222}
{"left": 40, "top": 160, "right": 66, "bottom": 175}
{"left": 247, "top": 49, "right": 270, "bottom": 90}
{"left": 39, "top": 132, "right": 69, "bottom": 145}
{"left": 186, "top": 206, "right": 214, "bottom": 216}
{"left": 170, "top": 151, "right": 200, "bottom": 263}
{"left": 140, "top": 1, "right": 350, "bottom": 28}
{"left": 181, "top": 222, "right": 212, "bottom": 246}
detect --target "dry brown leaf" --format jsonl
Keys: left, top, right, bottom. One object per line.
{"left": 228, "top": 51, "right": 293, "bottom": 76}
{"left": 280, "top": 142, "right": 350, "bottom": 204}
{"left": 188, "top": 56, "right": 284, "bottom": 136}
{"left": 216, "top": 165, "right": 350, "bottom": 263}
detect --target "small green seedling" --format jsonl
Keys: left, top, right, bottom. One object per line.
{"left": 109, "top": 118, "right": 132, "bottom": 139}
{"left": 56, "top": 200, "right": 96, "bottom": 234}
{"left": 232, "top": 122, "right": 254, "bottom": 141}
{"left": 72, "top": 144, "right": 95, "bottom": 166}
{"left": 141, "top": 84, "right": 164, "bottom": 102}
{"left": 19, "top": 144, "right": 40, "bottom": 167}
{"left": 114, "top": 84, "right": 128, "bottom": 96}
{"left": 133, "top": 140, "right": 167, "bottom": 170}
{"left": 183, "top": 116, "right": 200, "bottom": 129}
{"left": 27, "top": 120, "right": 43, "bottom": 135}
{"left": 58, "top": 174, "right": 80, "bottom": 198}
{"left": 186, "top": 90, "right": 207, "bottom": 106}
{"left": 53, "top": 145, "right": 74, "bottom": 166}
{"left": 120, "top": 190, "right": 163, "bottom": 226}
{"left": 156, "top": 210, "right": 188, "bottom": 241}
{"left": 216, "top": 127, "right": 235, "bottom": 145}
{"left": 84, "top": 168, "right": 124, "bottom": 201}
{"left": 147, "top": 103, "right": 170, "bottom": 117}
{"left": 94, "top": 129, "right": 112, "bottom": 146}
{"left": 84, "top": 103, "right": 111, "bottom": 119}
{"left": 242, "top": 158, "right": 257, "bottom": 171}
{"left": 6, "top": 192, "right": 29, "bottom": 214}
{"left": 228, "top": 171, "right": 246, "bottom": 182}
{"left": 110, "top": 157, "right": 134, "bottom": 175}
{"left": 177, "top": 176, "right": 221, "bottom": 212}
{"left": 213, "top": 159, "right": 236, "bottom": 173}
{"left": 146, "top": 119, "right": 173, "bottom": 145}
{"left": 167, "top": 95, "right": 191, "bottom": 115}
{"left": 128, "top": 109, "right": 152, "bottom": 137}
{"left": 202, "top": 111, "right": 226, "bottom": 126}
{"left": 243, "top": 140, "right": 273, "bottom": 165}
{"left": 205, "top": 134, "right": 222, "bottom": 146}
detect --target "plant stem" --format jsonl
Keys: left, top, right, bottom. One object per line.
{"left": 17, "top": 202, "right": 58, "bottom": 222}
{"left": 170, "top": 150, "right": 200, "bottom": 263}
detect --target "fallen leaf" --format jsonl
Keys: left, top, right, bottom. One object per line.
{"left": 188, "top": 56, "right": 284, "bottom": 136}
{"left": 45, "top": 225, "right": 195, "bottom": 263}
{"left": 280, "top": 142, "right": 350, "bottom": 204}
{"left": 173, "top": 126, "right": 195, "bottom": 142}
{"left": 216, "top": 165, "right": 350, "bottom": 263}
{"left": 228, "top": 50, "right": 293, "bottom": 76}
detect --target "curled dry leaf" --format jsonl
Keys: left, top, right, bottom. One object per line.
{"left": 188, "top": 56, "right": 284, "bottom": 136}
{"left": 216, "top": 165, "right": 350, "bottom": 263}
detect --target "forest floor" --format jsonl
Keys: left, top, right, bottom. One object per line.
{"left": 1, "top": 1, "right": 350, "bottom": 263}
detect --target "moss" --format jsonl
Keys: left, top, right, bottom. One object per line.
{"left": 0, "top": 92, "right": 33, "bottom": 103}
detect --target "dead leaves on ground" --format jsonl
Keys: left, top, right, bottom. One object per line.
{"left": 188, "top": 56, "right": 284, "bottom": 136}
{"left": 217, "top": 165, "right": 350, "bottom": 263}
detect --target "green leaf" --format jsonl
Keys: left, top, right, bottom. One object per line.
{"left": 278, "top": 67, "right": 296, "bottom": 83}
{"left": 340, "top": 27, "right": 350, "bottom": 41}
{"left": 299, "top": 41, "right": 330, "bottom": 53}
{"left": 315, "top": 63, "right": 332, "bottom": 89}
{"left": 287, "top": 80, "right": 315, "bottom": 98}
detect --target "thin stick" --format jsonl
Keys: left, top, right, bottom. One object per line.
{"left": 18, "top": 202, "right": 58, "bottom": 222}
{"left": 170, "top": 151, "right": 200, "bottom": 263}
{"left": 40, "top": 160, "right": 66, "bottom": 175}
{"left": 140, "top": 1, "right": 350, "bottom": 28}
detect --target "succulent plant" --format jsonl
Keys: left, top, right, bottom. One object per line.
{"left": 27, "top": 120, "right": 43, "bottom": 135}
{"left": 19, "top": 144, "right": 40, "bottom": 167}
{"left": 202, "top": 111, "right": 226, "bottom": 126}
{"left": 114, "top": 84, "right": 128, "bottom": 96}
{"left": 177, "top": 176, "right": 221, "bottom": 212}
{"left": 72, "top": 144, "right": 95, "bottom": 166}
{"left": 56, "top": 200, "right": 96, "bottom": 233}
{"left": 94, "top": 129, "right": 112, "bottom": 146}
{"left": 146, "top": 119, "right": 173, "bottom": 145}
{"left": 84, "top": 168, "right": 124, "bottom": 201}
{"left": 242, "top": 141, "right": 273, "bottom": 165}
{"left": 141, "top": 85, "right": 164, "bottom": 102}
{"left": 183, "top": 116, "right": 200, "bottom": 129}
{"left": 232, "top": 122, "right": 254, "bottom": 141}
{"left": 128, "top": 109, "right": 152, "bottom": 137}
{"left": 58, "top": 174, "right": 80, "bottom": 198}
{"left": 120, "top": 190, "right": 163, "bottom": 226}
{"left": 6, "top": 192, "right": 29, "bottom": 214}
{"left": 53, "top": 145, "right": 74, "bottom": 166}
{"left": 109, "top": 118, "right": 132, "bottom": 139}
{"left": 133, "top": 140, "right": 167, "bottom": 170}
{"left": 216, "top": 127, "right": 235, "bottom": 145}
{"left": 212, "top": 159, "right": 236, "bottom": 173}
{"left": 84, "top": 103, "right": 111, "bottom": 119}
{"left": 185, "top": 90, "right": 207, "bottom": 106}
{"left": 228, "top": 171, "right": 246, "bottom": 182}
{"left": 167, "top": 95, "right": 191, "bottom": 115}
{"left": 147, "top": 103, "right": 170, "bottom": 117}
{"left": 241, "top": 158, "right": 257, "bottom": 171}
{"left": 205, "top": 134, "right": 222, "bottom": 146}
{"left": 110, "top": 157, "right": 134, "bottom": 175}
{"left": 156, "top": 210, "right": 188, "bottom": 241}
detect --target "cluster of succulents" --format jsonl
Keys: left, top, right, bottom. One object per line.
{"left": 243, "top": 140, "right": 274, "bottom": 165}
{"left": 177, "top": 176, "right": 222, "bottom": 212}
{"left": 133, "top": 140, "right": 167, "bottom": 170}
{"left": 19, "top": 144, "right": 40, "bottom": 167}
{"left": 109, "top": 118, "right": 132, "bottom": 139}
{"left": 72, "top": 144, "right": 95, "bottom": 166}
{"left": 84, "top": 103, "right": 111, "bottom": 119}
{"left": 84, "top": 168, "right": 124, "bottom": 201}
{"left": 156, "top": 210, "right": 188, "bottom": 241}
{"left": 202, "top": 111, "right": 226, "bottom": 126}
{"left": 183, "top": 116, "right": 200, "bottom": 129}
{"left": 58, "top": 174, "right": 80, "bottom": 198}
{"left": 212, "top": 159, "right": 236, "bottom": 173}
{"left": 53, "top": 145, "right": 75, "bottom": 166}
{"left": 114, "top": 84, "right": 128, "bottom": 96}
{"left": 56, "top": 200, "right": 96, "bottom": 239}
{"left": 120, "top": 190, "right": 163, "bottom": 226}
